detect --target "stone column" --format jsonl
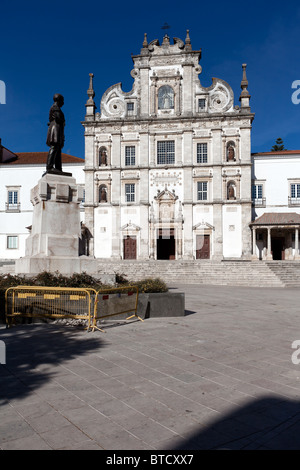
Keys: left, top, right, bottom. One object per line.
{"left": 150, "top": 76, "right": 157, "bottom": 116}
{"left": 252, "top": 226, "right": 257, "bottom": 259}
{"left": 267, "top": 227, "right": 273, "bottom": 260}
{"left": 177, "top": 133, "right": 183, "bottom": 165}
{"left": 111, "top": 204, "right": 121, "bottom": 259}
{"left": 212, "top": 204, "right": 223, "bottom": 260}
{"left": 149, "top": 134, "right": 155, "bottom": 166}
{"left": 111, "top": 132, "right": 121, "bottom": 167}
{"left": 140, "top": 66, "right": 150, "bottom": 117}
{"left": 241, "top": 202, "right": 252, "bottom": 259}
{"left": 182, "top": 130, "right": 192, "bottom": 165}
{"left": 182, "top": 203, "right": 193, "bottom": 259}
{"left": 139, "top": 169, "right": 150, "bottom": 259}
{"left": 177, "top": 222, "right": 183, "bottom": 259}
{"left": 174, "top": 76, "right": 181, "bottom": 116}
{"left": 149, "top": 220, "right": 155, "bottom": 259}
{"left": 295, "top": 227, "right": 300, "bottom": 259}
{"left": 139, "top": 131, "right": 149, "bottom": 167}
{"left": 182, "top": 63, "right": 193, "bottom": 115}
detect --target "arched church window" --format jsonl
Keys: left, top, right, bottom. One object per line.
{"left": 99, "top": 147, "right": 107, "bottom": 166}
{"left": 158, "top": 85, "right": 174, "bottom": 110}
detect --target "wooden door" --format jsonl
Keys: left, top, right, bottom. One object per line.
{"left": 123, "top": 236, "right": 137, "bottom": 259}
{"left": 196, "top": 235, "right": 210, "bottom": 259}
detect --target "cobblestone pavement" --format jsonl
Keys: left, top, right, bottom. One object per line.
{"left": 1, "top": 284, "right": 300, "bottom": 450}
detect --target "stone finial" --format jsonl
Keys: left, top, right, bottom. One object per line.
{"left": 239, "top": 64, "right": 251, "bottom": 106}
{"left": 85, "top": 73, "right": 96, "bottom": 118}
{"left": 162, "top": 34, "right": 170, "bottom": 46}
{"left": 86, "top": 73, "right": 95, "bottom": 104}
{"left": 143, "top": 33, "right": 148, "bottom": 48}
{"left": 185, "top": 30, "right": 192, "bottom": 50}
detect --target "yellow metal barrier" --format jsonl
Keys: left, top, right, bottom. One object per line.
{"left": 92, "top": 285, "right": 143, "bottom": 332}
{"left": 5, "top": 286, "right": 97, "bottom": 330}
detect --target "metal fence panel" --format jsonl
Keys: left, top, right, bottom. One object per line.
{"left": 92, "top": 286, "right": 142, "bottom": 332}
{"left": 5, "top": 286, "right": 96, "bottom": 330}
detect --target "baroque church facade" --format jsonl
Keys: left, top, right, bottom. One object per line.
{"left": 82, "top": 31, "right": 254, "bottom": 261}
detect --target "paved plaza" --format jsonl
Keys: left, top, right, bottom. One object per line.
{"left": 1, "top": 284, "right": 300, "bottom": 450}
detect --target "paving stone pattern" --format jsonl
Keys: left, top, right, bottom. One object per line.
{"left": 1, "top": 284, "right": 300, "bottom": 450}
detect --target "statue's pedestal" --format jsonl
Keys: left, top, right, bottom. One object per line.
{"left": 15, "top": 173, "right": 90, "bottom": 275}
{"left": 25, "top": 173, "right": 83, "bottom": 258}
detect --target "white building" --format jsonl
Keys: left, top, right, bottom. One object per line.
{"left": 83, "top": 31, "right": 254, "bottom": 261}
{"left": 251, "top": 150, "right": 300, "bottom": 260}
{"left": 0, "top": 142, "right": 85, "bottom": 260}
{"left": 2, "top": 33, "right": 300, "bottom": 265}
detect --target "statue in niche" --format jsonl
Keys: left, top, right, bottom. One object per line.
{"left": 99, "top": 148, "right": 107, "bottom": 166}
{"left": 227, "top": 183, "right": 235, "bottom": 200}
{"left": 227, "top": 144, "right": 235, "bottom": 161}
{"left": 46, "top": 94, "right": 65, "bottom": 173}
{"left": 158, "top": 85, "right": 174, "bottom": 110}
{"left": 100, "top": 186, "right": 107, "bottom": 202}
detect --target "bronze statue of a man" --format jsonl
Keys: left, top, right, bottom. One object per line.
{"left": 46, "top": 93, "right": 65, "bottom": 172}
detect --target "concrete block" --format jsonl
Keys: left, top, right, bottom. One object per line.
{"left": 145, "top": 292, "right": 185, "bottom": 318}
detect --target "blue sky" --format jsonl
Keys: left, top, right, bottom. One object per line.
{"left": 1, "top": 0, "right": 300, "bottom": 159}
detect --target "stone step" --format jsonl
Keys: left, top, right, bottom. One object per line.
{"left": 95, "top": 260, "right": 286, "bottom": 287}
{"left": 2, "top": 259, "right": 300, "bottom": 287}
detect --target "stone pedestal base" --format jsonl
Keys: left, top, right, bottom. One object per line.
{"left": 15, "top": 255, "right": 115, "bottom": 284}
{"left": 15, "top": 255, "right": 86, "bottom": 275}
{"left": 24, "top": 173, "right": 83, "bottom": 258}
{"left": 14, "top": 173, "right": 114, "bottom": 281}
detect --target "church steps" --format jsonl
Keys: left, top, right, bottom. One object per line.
{"left": 265, "top": 261, "right": 300, "bottom": 287}
{"left": 2, "top": 259, "right": 300, "bottom": 287}
{"left": 94, "top": 260, "right": 285, "bottom": 287}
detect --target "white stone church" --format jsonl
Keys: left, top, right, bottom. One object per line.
{"left": 2, "top": 31, "right": 300, "bottom": 266}
{"left": 83, "top": 31, "right": 254, "bottom": 261}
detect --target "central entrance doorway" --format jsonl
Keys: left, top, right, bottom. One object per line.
{"left": 271, "top": 237, "right": 285, "bottom": 260}
{"left": 157, "top": 228, "right": 175, "bottom": 260}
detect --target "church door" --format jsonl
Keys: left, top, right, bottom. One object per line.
{"left": 157, "top": 229, "right": 176, "bottom": 260}
{"left": 123, "top": 236, "right": 137, "bottom": 259}
{"left": 196, "top": 235, "right": 210, "bottom": 259}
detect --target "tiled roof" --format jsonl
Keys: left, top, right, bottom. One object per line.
{"left": 1, "top": 146, "right": 19, "bottom": 163}
{"left": 2, "top": 152, "right": 84, "bottom": 165}
{"left": 251, "top": 212, "right": 300, "bottom": 225}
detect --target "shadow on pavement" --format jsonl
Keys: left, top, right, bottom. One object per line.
{"left": 171, "top": 396, "right": 300, "bottom": 450}
{"left": 184, "top": 310, "right": 197, "bottom": 316}
{"left": 0, "top": 324, "right": 105, "bottom": 403}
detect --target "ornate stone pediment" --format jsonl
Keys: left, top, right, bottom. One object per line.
{"left": 154, "top": 187, "right": 178, "bottom": 221}
{"left": 120, "top": 222, "right": 141, "bottom": 232}
{"left": 193, "top": 220, "right": 215, "bottom": 231}
{"left": 154, "top": 187, "right": 178, "bottom": 201}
